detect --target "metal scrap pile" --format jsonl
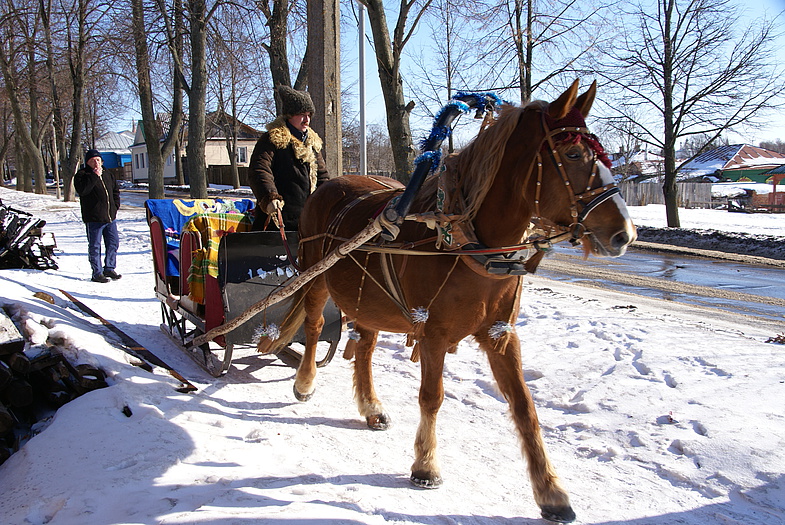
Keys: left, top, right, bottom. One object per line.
{"left": 0, "top": 198, "right": 58, "bottom": 270}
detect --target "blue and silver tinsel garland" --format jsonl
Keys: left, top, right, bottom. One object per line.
{"left": 413, "top": 150, "right": 443, "bottom": 175}
{"left": 417, "top": 91, "right": 508, "bottom": 172}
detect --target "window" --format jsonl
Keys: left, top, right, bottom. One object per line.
{"left": 141, "top": 153, "right": 145, "bottom": 169}
{"left": 237, "top": 147, "right": 247, "bottom": 164}
{"left": 135, "top": 154, "right": 139, "bottom": 169}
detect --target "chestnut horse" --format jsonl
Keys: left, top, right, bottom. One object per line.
{"left": 262, "top": 81, "right": 636, "bottom": 523}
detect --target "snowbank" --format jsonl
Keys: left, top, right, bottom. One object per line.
{"left": 0, "top": 186, "right": 783, "bottom": 525}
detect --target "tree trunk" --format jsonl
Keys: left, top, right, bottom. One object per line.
{"left": 132, "top": 0, "right": 166, "bottom": 199}
{"left": 40, "top": 0, "right": 67, "bottom": 201}
{"left": 661, "top": 0, "right": 680, "bottom": 227}
{"left": 159, "top": 0, "right": 185, "bottom": 186}
{"left": 268, "top": 0, "right": 291, "bottom": 95}
{"left": 0, "top": 40, "right": 46, "bottom": 195}
{"left": 24, "top": 28, "right": 46, "bottom": 195}
{"left": 361, "top": 0, "right": 416, "bottom": 182}
{"left": 187, "top": 0, "right": 208, "bottom": 198}
{"left": 308, "top": 0, "right": 342, "bottom": 180}
{"left": 62, "top": 0, "right": 89, "bottom": 202}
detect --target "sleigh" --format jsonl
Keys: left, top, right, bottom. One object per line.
{"left": 145, "top": 198, "right": 341, "bottom": 377}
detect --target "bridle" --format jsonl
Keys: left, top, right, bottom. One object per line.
{"left": 531, "top": 110, "right": 621, "bottom": 244}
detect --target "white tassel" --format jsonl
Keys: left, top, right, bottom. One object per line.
{"left": 254, "top": 323, "right": 281, "bottom": 343}
{"left": 488, "top": 321, "right": 513, "bottom": 340}
{"left": 411, "top": 307, "right": 429, "bottom": 324}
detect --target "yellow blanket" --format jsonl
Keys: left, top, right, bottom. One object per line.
{"left": 184, "top": 212, "right": 252, "bottom": 304}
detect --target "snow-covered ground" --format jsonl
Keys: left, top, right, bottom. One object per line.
{"left": 0, "top": 186, "right": 783, "bottom": 525}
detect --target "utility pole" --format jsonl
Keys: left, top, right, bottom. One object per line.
{"left": 358, "top": 2, "right": 367, "bottom": 176}
{"left": 308, "top": 0, "right": 342, "bottom": 177}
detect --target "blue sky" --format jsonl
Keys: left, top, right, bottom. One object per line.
{"left": 341, "top": 0, "right": 785, "bottom": 148}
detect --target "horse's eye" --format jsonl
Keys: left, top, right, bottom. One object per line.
{"left": 565, "top": 149, "right": 582, "bottom": 160}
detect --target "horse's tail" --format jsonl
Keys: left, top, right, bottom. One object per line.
{"left": 256, "top": 285, "right": 308, "bottom": 355}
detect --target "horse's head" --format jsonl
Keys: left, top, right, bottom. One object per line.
{"left": 521, "top": 80, "right": 637, "bottom": 257}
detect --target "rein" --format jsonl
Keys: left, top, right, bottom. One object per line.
{"left": 265, "top": 209, "right": 302, "bottom": 272}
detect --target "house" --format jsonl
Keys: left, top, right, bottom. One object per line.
{"left": 130, "top": 112, "right": 264, "bottom": 183}
{"left": 611, "top": 149, "right": 664, "bottom": 182}
{"left": 678, "top": 144, "right": 785, "bottom": 183}
{"left": 761, "top": 164, "right": 785, "bottom": 209}
{"left": 94, "top": 130, "right": 134, "bottom": 169}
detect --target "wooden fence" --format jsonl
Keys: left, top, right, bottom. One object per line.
{"left": 618, "top": 182, "right": 717, "bottom": 209}
{"left": 206, "top": 165, "right": 250, "bottom": 187}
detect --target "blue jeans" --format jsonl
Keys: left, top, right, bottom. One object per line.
{"left": 86, "top": 221, "right": 119, "bottom": 278}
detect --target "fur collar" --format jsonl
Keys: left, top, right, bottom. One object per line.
{"left": 266, "top": 116, "right": 323, "bottom": 193}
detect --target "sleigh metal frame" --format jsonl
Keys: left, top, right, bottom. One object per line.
{"left": 145, "top": 198, "right": 341, "bottom": 377}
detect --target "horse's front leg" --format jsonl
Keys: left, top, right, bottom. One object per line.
{"left": 480, "top": 331, "right": 576, "bottom": 523}
{"left": 351, "top": 324, "right": 390, "bottom": 430}
{"left": 293, "top": 278, "right": 329, "bottom": 401}
{"left": 410, "top": 337, "right": 447, "bottom": 488}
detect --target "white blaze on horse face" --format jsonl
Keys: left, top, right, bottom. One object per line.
{"left": 595, "top": 161, "right": 637, "bottom": 249}
{"left": 597, "top": 161, "right": 631, "bottom": 221}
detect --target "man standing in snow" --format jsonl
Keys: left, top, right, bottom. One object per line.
{"left": 74, "top": 149, "right": 122, "bottom": 283}
{"left": 247, "top": 85, "right": 332, "bottom": 231}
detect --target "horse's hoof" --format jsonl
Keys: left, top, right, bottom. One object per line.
{"left": 540, "top": 505, "right": 576, "bottom": 523}
{"left": 293, "top": 384, "right": 314, "bottom": 402}
{"left": 410, "top": 472, "right": 442, "bottom": 489}
{"left": 366, "top": 413, "right": 391, "bottom": 431}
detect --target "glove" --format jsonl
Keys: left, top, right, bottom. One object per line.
{"left": 265, "top": 198, "right": 284, "bottom": 214}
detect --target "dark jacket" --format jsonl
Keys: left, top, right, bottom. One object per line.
{"left": 74, "top": 166, "right": 120, "bottom": 223}
{"left": 248, "top": 116, "right": 331, "bottom": 230}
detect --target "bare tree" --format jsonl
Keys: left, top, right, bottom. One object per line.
{"left": 680, "top": 133, "right": 728, "bottom": 158}
{"left": 56, "top": 0, "right": 98, "bottom": 201}
{"left": 406, "top": 0, "right": 482, "bottom": 152}
{"left": 759, "top": 139, "right": 785, "bottom": 154}
{"left": 365, "top": 122, "right": 395, "bottom": 175}
{"left": 359, "top": 0, "right": 433, "bottom": 182}
{"left": 595, "top": 0, "right": 785, "bottom": 227}
{"left": 175, "top": 0, "right": 223, "bottom": 198}
{"left": 257, "top": 0, "right": 294, "bottom": 93}
{"left": 460, "top": 0, "right": 608, "bottom": 103}
{"left": 208, "top": 5, "right": 266, "bottom": 188}
{"left": 128, "top": 0, "right": 185, "bottom": 199}
{"left": 0, "top": 0, "right": 47, "bottom": 194}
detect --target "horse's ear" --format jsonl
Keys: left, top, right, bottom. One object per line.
{"left": 549, "top": 79, "right": 580, "bottom": 120}
{"left": 574, "top": 80, "right": 597, "bottom": 118}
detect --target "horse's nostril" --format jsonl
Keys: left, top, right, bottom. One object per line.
{"left": 612, "top": 231, "right": 630, "bottom": 249}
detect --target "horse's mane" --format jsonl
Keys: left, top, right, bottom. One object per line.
{"left": 415, "top": 102, "right": 541, "bottom": 220}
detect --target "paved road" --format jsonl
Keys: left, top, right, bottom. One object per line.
{"left": 537, "top": 243, "right": 785, "bottom": 323}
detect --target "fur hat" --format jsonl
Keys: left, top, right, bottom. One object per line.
{"left": 276, "top": 85, "right": 315, "bottom": 117}
{"left": 85, "top": 149, "right": 101, "bottom": 161}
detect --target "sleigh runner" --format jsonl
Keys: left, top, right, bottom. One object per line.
{"left": 145, "top": 197, "right": 341, "bottom": 377}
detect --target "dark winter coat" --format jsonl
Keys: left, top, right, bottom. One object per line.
{"left": 74, "top": 166, "right": 121, "bottom": 223}
{"left": 248, "top": 116, "right": 331, "bottom": 231}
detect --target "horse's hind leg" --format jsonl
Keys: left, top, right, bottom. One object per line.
{"left": 351, "top": 324, "right": 390, "bottom": 430}
{"left": 293, "top": 276, "right": 329, "bottom": 401}
{"left": 480, "top": 333, "right": 576, "bottom": 523}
